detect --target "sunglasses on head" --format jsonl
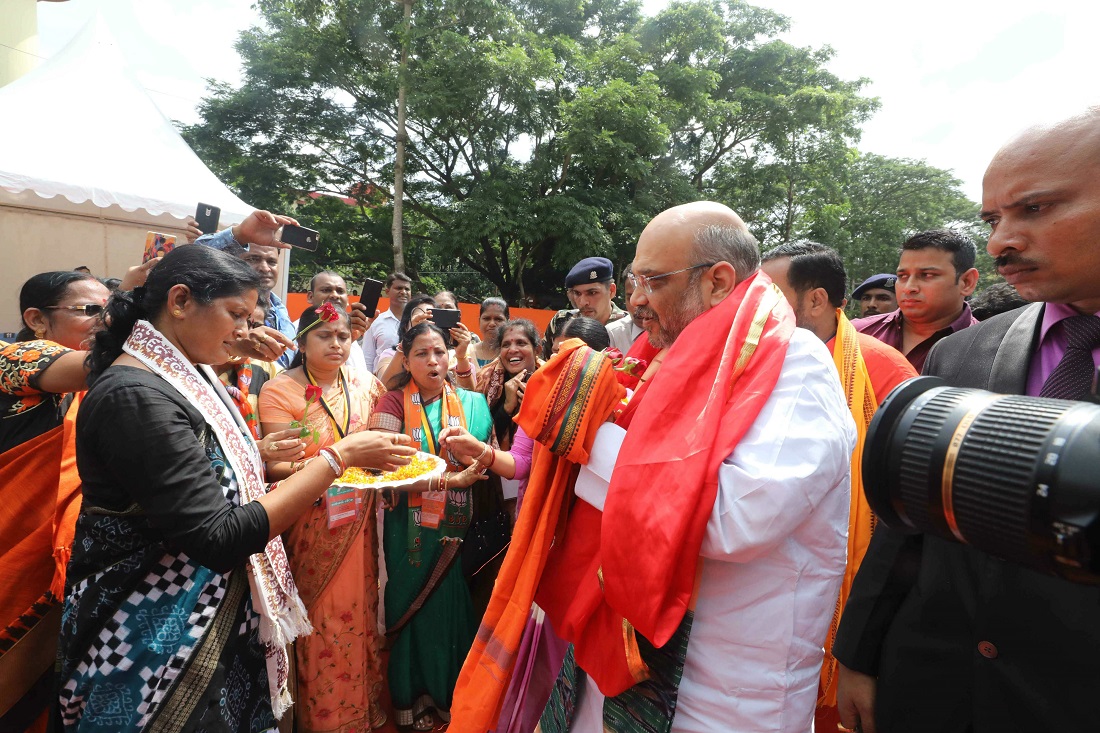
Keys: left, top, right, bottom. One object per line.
{"left": 45, "top": 304, "right": 105, "bottom": 316}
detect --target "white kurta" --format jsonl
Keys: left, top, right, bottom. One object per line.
{"left": 572, "top": 328, "right": 856, "bottom": 733}
{"left": 605, "top": 316, "right": 645, "bottom": 353}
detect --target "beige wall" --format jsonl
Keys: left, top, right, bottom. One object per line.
{"left": 0, "top": 192, "right": 201, "bottom": 336}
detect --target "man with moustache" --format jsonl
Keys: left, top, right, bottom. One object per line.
{"left": 361, "top": 272, "right": 412, "bottom": 371}
{"left": 853, "top": 230, "right": 980, "bottom": 372}
{"left": 834, "top": 109, "right": 1100, "bottom": 733}
{"left": 197, "top": 209, "right": 299, "bottom": 366}
{"left": 534, "top": 203, "right": 855, "bottom": 732}
{"left": 296, "top": 270, "right": 371, "bottom": 374}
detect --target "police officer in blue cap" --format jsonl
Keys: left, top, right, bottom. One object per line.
{"left": 852, "top": 273, "right": 898, "bottom": 317}
{"left": 541, "top": 256, "right": 628, "bottom": 359}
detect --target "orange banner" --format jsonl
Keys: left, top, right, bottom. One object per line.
{"left": 285, "top": 293, "right": 556, "bottom": 340}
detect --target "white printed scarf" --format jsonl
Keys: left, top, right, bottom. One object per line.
{"left": 123, "top": 320, "right": 312, "bottom": 719}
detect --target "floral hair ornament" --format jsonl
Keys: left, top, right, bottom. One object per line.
{"left": 603, "top": 347, "right": 647, "bottom": 377}
{"left": 296, "top": 301, "right": 344, "bottom": 340}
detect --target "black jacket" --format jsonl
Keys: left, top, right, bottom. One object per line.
{"left": 833, "top": 303, "right": 1100, "bottom": 732}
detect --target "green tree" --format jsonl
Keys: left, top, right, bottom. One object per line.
{"left": 183, "top": 0, "right": 878, "bottom": 304}
{"left": 718, "top": 149, "right": 984, "bottom": 293}
{"left": 808, "top": 153, "right": 984, "bottom": 288}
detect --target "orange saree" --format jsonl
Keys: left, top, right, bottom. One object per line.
{"left": 259, "top": 367, "right": 388, "bottom": 732}
{"left": 0, "top": 393, "right": 82, "bottom": 731}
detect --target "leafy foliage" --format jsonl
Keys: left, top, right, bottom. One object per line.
{"left": 183, "top": 0, "right": 979, "bottom": 304}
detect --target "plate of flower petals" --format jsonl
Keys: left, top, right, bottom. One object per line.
{"left": 333, "top": 451, "right": 446, "bottom": 490}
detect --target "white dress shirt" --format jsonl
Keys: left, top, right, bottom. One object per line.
{"left": 573, "top": 328, "right": 856, "bottom": 733}
{"left": 361, "top": 308, "right": 400, "bottom": 372}
{"left": 605, "top": 316, "right": 644, "bottom": 353}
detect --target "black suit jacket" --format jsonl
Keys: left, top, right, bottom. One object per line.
{"left": 833, "top": 303, "right": 1100, "bottom": 732}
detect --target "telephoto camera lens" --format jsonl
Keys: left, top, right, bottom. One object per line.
{"left": 864, "top": 377, "right": 1100, "bottom": 584}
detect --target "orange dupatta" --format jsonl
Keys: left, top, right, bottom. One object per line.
{"left": 0, "top": 393, "right": 82, "bottom": 722}
{"left": 448, "top": 340, "right": 625, "bottom": 732}
{"left": 819, "top": 310, "right": 877, "bottom": 707}
{"left": 400, "top": 381, "right": 469, "bottom": 565}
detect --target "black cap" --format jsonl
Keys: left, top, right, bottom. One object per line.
{"left": 852, "top": 273, "right": 897, "bottom": 299}
{"left": 565, "top": 257, "right": 614, "bottom": 288}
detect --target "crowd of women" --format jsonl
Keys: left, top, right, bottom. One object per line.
{"left": 0, "top": 244, "right": 624, "bottom": 733}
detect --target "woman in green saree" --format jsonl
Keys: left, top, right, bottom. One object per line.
{"left": 369, "top": 321, "right": 492, "bottom": 731}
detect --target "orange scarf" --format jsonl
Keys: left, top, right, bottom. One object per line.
{"left": 401, "top": 381, "right": 469, "bottom": 564}
{"left": 819, "top": 310, "right": 877, "bottom": 707}
{"left": 0, "top": 393, "right": 81, "bottom": 626}
{"left": 448, "top": 340, "right": 625, "bottom": 732}
{"left": 0, "top": 393, "right": 81, "bottom": 721}
{"left": 537, "top": 271, "right": 795, "bottom": 696}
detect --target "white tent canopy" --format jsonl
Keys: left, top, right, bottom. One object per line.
{"left": 0, "top": 14, "right": 253, "bottom": 221}
{"left": 0, "top": 13, "right": 260, "bottom": 334}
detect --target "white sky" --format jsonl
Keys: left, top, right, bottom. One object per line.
{"left": 34, "top": 0, "right": 1100, "bottom": 203}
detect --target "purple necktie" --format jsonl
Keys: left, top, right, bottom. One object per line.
{"left": 1039, "top": 315, "right": 1100, "bottom": 400}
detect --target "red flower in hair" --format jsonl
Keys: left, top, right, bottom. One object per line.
{"left": 315, "top": 301, "right": 342, "bottom": 323}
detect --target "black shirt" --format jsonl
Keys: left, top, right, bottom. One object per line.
{"left": 76, "top": 366, "right": 269, "bottom": 573}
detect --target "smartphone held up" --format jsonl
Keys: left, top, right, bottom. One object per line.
{"left": 195, "top": 202, "right": 221, "bottom": 235}
{"left": 143, "top": 232, "right": 176, "bottom": 263}
{"left": 277, "top": 224, "right": 320, "bottom": 251}
{"left": 429, "top": 308, "right": 462, "bottom": 330}
{"left": 359, "top": 278, "right": 384, "bottom": 315}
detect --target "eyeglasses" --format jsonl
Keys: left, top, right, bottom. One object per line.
{"left": 627, "top": 263, "right": 716, "bottom": 294}
{"left": 45, "top": 304, "right": 105, "bottom": 316}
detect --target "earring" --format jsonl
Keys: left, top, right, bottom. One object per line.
{"left": 173, "top": 309, "right": 183, "bottom": 317}
{"left": 34, "top": 329, "right": 45, "bottom": 339}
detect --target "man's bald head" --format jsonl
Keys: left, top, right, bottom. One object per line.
{"left": 982, "top": 107, "right": 1100, "bottom": 313}
{"left": 988, "top": 108, "right": 1100, "bottom": 179}
{"left": 630, "top": 201, "right": 758, "bottom": 347}
{"left": 645, "top": 201, "right": 748, "bottom": 231}
{"left": 639, "top": 202, "right": 759, "bottom": 284}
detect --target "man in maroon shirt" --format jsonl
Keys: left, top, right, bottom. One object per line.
{"left": 852, "top": 230, "right": 979, "bottom": 372}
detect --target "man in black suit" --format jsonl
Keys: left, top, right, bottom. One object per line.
{"left": 833, "top": 109, "right": 1100, "bottom": 733}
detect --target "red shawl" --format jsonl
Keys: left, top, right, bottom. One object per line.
{"left": 536, "top": 271, "right": 794, "bottom": 694}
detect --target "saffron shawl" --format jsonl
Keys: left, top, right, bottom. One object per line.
{"left": 449, "top": 340, "right": 625, "bottom": 732}
{"left": 819, "top": 310, "right": 877, "bottom": 707}
{"left": 400, "top": 381, "right": 470, "bottom": 565}
{"left": 537, "top": 272, "right": 795, "bottom": 696}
